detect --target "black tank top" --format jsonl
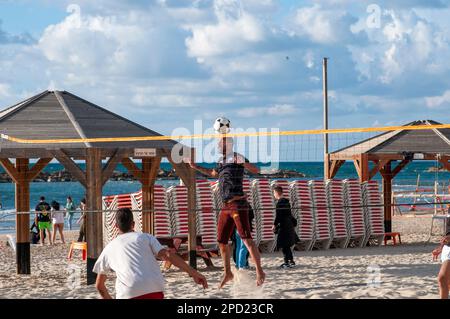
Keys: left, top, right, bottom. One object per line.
{"left": 216, "top": 153, "right": 249, "bottom": 202}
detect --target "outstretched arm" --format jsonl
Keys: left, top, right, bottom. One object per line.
{"left": 189, "top": 162, "right": 218, "bottom": 178}
{"left": 157, "top": 249, "right": 208, "bottom": 289}
{"left": 244, "top": 162, "right": 260, "bottom": 175}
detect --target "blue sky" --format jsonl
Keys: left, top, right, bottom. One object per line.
{"left": 1, "top": 0, "right": 450, "bottom": 144}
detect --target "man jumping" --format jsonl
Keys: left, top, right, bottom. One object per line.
{"left": 189, "top": 136, "right": 265, "bottom": 288}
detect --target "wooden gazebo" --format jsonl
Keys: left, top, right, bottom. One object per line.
{"left": 0, "top": 90, "right": 197, "bottom": 284}
{"left": 326, "top": 120, "right": 450, "bottom": 233}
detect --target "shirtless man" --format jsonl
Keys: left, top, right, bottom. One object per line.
{"left": 189, "top": 136, "right": 265, "bottom": 288}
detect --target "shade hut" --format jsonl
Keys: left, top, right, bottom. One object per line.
{"left": 327, "top": 120, "right": 450, "bottom": 233}
{"left": 0, "top": 90, "right": 197, "bottom": 284}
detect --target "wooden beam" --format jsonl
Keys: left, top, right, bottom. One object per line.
{"left": 164, "top": 149, "right": 198, "bottom": 268}
{"left": 15, "top": 158, "right": 30, "bottom": 274}
{"left": 391, "top": 159, "right": 411, "bottom": 178}
{"left": 141, "top": 157, "right": 161, "bottom": 234}
{"left": 438, "top": 158, "right": 450, "bottom": 172}
{"left": 0, "top": 158, "right": 20, "bottom": 183}
{"left": 85, "top": 148, "right": 103, "bottom": 285}
{"left": 52, "top": 150, "right": 87, "bottom": 187}
{"left": 26, "top": 158, "right": 52, "bottom": 181}
{"left": 121, "top": 157, "right": 143, "bottom": 183}
{"left": 353, "top": 158, "right": 361, "bottom": 180}
{"left": 184, "top": 164, "right": 198, "bottom": 270}
{"left": 324, "top": 153, "right": 330, "bottom": 180}
{"left": 369, "top": 159, "right": 390, "bottom": 180}
{"left": 360, "top": 153, "right": 370, "bottom": 182}
{"left": 329, "top": 160, "right": 345, "bottom": 179}
{"left": 101, "top": 149, "right": 126, "bottom": 186}
{"left": 381, "top": 161, "right": 393, "bottom": 233}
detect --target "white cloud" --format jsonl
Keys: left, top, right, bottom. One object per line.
{"left": 0, "top": 83, "right": 11, "bottom": 98}
{"left": 185, "top": 0, "right": 265, "bottom": 61}
{"left": 350, "top": 10, "right": 450, "bottom": 84}
{"left": 426, "top": 90, "right": 450, "bottom": 108}
{"left": 237, "top": 104, "right": 296, "bottom": 118}
{"left": 292, "top": 4, "right": 355, "bottom": 44}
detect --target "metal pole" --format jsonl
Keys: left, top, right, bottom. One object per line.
{"left": 323, "top": 57, "right": 329, "bottom": 180}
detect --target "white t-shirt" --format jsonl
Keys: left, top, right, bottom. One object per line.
{"left": 93, "top": 232, "right": 165, "bottom": 299}
{"left": 52, "top": 210, "right": 65, "bottom": 224}
{"left": 442, "top": 245, "right": 450, "bottom": 263}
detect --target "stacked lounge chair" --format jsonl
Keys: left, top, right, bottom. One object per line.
{"left": 343, "top": 179, "right": 366, "bottom": 247}
{"left": 309, "top": 180, "right": 332, "bottom": 249}
{"left": 252, "top": 179, "right": 277, "bottom": 252}
{"left": 289, "top": 180, "right": 315, "bottom": 251}
{"left": 362, "top": 180, "right": 385, "bottom": 246}
{"left": 326, "top": 180, "right": 350, "bottom": 248}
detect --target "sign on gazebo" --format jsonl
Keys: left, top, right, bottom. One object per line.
{"left": 134, "top": 148, "right": 157, "bottom": 157}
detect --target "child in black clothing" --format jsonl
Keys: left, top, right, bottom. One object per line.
{"left": 272, "top": 186, "right": 297, "bottom": 269}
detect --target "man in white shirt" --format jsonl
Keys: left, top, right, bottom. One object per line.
{"left": 94, "top": 208, "right": 208, "bottom": 299}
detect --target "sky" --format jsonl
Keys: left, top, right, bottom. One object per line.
{"left": 1, "top": 0, "right": 450, "bottom": 144}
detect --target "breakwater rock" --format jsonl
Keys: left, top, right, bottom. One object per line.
{"left": 0, "top": 168, "right": 306, "bottom": 183}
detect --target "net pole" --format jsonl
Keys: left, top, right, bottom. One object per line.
{"left": 323, "top": 57, "right": 329, "bottom": 180}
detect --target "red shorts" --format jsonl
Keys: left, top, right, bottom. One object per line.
{"left": 131, "top": 292, "right": 164, "bottom": 299}
{"left": 217, "top": 199, "right": 252, "bottom": 244}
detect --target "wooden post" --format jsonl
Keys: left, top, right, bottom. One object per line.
{"left": 359, "top": 154, "right": 370, "bottom": 182}
{"left": 186, "top": 169, "right": 197, "bottom": 269}
{"left": 381, "top": 161, "right": 393, "bottom": 233}
{"left": 324, "top": 154, "right": 330, "bottom": 180}
{"left": 141, "top": 157, "right": 161, "bottom": 234}
{"left": 85, "top": 148, "right": 103, "bottom": 285}
{"left": 15, "top": 158, "right": 30, "bottom": 275}
{"left": 323, "top": 57, "right": 329, "bottom": 180}
{"left": 0, "top": 157, "right": 51, "bottom": 274}
{"left": 165, "top": 149, "right": 198, "bottom": 269}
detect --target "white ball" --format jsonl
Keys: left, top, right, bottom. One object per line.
{"left": 213, "top": 117, "right": 231, "bottom": 134}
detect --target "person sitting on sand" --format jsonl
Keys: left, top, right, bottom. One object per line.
{"left": 189, "top": 136, "right": 265, "bottom": 288}
{"left": 272, "top": 186, "right": 297, "bottom": 269}
{"left": 432, "top": 231, "right": 450, "bottom": 299}
{"left": 51, "top": 200, "right": 65, "bottom": 244}
{"left": 35, "top": 196, "right": 52, "bottom": 245}
{"left": 93, "top": 208, "right": 208, "bottom": 299}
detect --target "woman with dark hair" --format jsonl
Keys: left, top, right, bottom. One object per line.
{"left": 65, "top": 196, "right": 76, "bottom": 230}
{"left": 51, "top": 200, "right": 65, "bottom": 244}
{"left": 77, "top": 198, "right": 87, "bottom": 242}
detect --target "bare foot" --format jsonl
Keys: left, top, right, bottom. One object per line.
{"left": 218, "top": 272, "right": 234, "bottom": 289}
{"left": 256, "top": 269, "right": 265, "bottom": 286}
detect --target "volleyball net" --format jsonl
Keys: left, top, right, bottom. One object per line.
{"left": 1, "top": 121, "right": 450, "bottom": 220}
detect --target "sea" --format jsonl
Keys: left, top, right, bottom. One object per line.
{"left": 0, "top": 161, "right": 448, "bottom": 234}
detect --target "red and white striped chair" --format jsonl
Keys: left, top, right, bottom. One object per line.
{"left": 343, "top": 179, "right": 366, "bottom": 247}
{"left": 309, "top": 180, "right": 332, "bottom": 249}
{"left": 167, "top": 185, "right": 189, "bottom": 237}
{"left": 362, "top": 180, "right": 385, "bottom": 246}
{"left": 102, "top": 193, "right": 133, "bottom": 244}
{"left": 326, "top": 180, "right": 350, "bottom": 248}
{"left": 289, "top": 180, "right": 315, "bottom": 251}
{"left": 242, "top": 179, "right": 258, "bottom": 242}
{"left": 196, "top": 180, "right": 217, "bottom": 247}
{"left": 252, "top": 179, "right": 276, "bottom": 252}
{"left": 129, "top": 186, "right": 172, "bottom": 238}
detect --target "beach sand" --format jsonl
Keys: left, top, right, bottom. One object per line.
{"left": 0, "top": 215, "right": 445, "bottom": 299}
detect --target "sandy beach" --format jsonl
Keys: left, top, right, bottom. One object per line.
{"left": 0, "top": 215, "right": 445, "bottom": 299}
